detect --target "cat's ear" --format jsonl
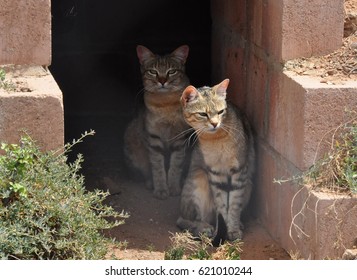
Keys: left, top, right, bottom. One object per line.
{"left": 216, "top": 79, "right": 230, "bottom": 99}
{"left": 172, "top": 45, "right": 189, "bottom": 64}
{"left": 181, "top": 85, "right": 199, "bottom": 106}
{"left": 136, "top": 45, "right": 155, "bottom": 64}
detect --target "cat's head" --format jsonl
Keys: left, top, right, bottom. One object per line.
{"left": 136, "top": 45, "right": 190, "bottom": 93}
{"left": 181, "top": 79, "right": 229, "bottom": 132}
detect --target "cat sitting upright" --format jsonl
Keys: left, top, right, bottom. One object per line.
{"left": 123, "top": 45, "right": 191, "bottom": 199}
{"left": 177, "top": 79, "right": 255, "bottom": 243}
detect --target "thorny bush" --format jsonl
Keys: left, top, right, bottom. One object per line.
{"left": 0, "top": 131, "right": 127, "bottom": 259}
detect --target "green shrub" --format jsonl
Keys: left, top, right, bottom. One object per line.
{"left": 0, "top": 132, "right": 126, "bottom": 259}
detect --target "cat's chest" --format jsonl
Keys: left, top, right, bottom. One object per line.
{"left": 146, "top": 105, "right": 185, "bottom": 128}
{"left": 145, "top": 102, "right": 188, "bottom": 140}
{"left": 200, "top": 139, "right": 239, "bottom": 170}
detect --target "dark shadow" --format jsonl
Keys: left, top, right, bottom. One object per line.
{"left": 50, "top": 0, "right": 212, "bottom": 186}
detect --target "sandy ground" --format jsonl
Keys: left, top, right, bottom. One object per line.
{"left": 101, "top": 177, "right": 290, "bottom": 260}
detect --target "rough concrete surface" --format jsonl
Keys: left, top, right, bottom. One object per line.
{"left": 0, "top": 65, "right": 63, "bottom": 151}
{"left": 0, "top": 0, "right": 51, "bottom": 65}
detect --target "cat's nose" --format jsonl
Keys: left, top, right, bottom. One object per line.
{"left": 211, "top": 122, "right": 219, "bottom": 128}
{"left": 158, "top": 76, "right": 167, "bottom": 85}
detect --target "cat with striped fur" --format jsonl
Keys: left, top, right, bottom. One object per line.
{"left": 176, "top": 79, "right": 255, "bottom": 241}
{"left": 123, "top": 45, "right": 190, "bottom": 199}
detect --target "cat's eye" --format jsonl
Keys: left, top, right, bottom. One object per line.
{"left": 167, "top": 69, "right": 177, "bottom": 76}
{"left": 218, "top": 109, "right": 225, "bottom": 115}
{"left": 198, "top": 112, "right": 208, "bottom": 117}
{"left": 148, "top": 69, "right": 158, "bottom": 76}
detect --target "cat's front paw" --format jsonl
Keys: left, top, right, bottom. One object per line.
{"left": 194, "top": 223, "right": 215, "bottom": 238}
{"left": 153, "top": 189, "right": 169, "bottom": 200}
{"left": 227, "top": 230, "right": 243, "bottom": 241}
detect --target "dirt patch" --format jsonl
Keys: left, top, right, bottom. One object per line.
{"left": 284, "top": 0, "right": 357, "bottom": 84}
{"left": 101, "top": 177, "right": 290, "bottom": 260}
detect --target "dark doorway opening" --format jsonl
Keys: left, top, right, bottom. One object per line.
{"left": 50, "top": 0, "right": 212, "bottom": 185}
{"left": 49, "top": 0, "right": 291, "bottom": 259}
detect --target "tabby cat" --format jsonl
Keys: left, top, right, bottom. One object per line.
{"left": 176, "top": 79, "right": 255, "bottom": 242}
{"left": 123, "top": 45, "right": 191, "bottom": 199}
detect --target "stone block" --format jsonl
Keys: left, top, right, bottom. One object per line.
{"left": 254, "top": 139, "right": 300, "bottom": 241}
{"left": 247, "top": 0, "right": 344, "bottom": 61}
{"left": 224, "top": 47, "right": 247, "bottom": 109}
{"left": 0, "top": 66, "right": 63, "bottom": 151}
{"left": 245, "top": 53, "right": 270, "bottom": 136}
{"left": 267, "top": 72, "right": 357, "bottom": 170}
{"left": 256, "top": 139, "right": 357, "bottom": 259}
{"left": 248, "top": 0, "right": 284, "bottom": 61}
{"left": 261, "top": 0, "right": 284, "bottom": 61}
{"left": 289, "top": 191, "right": 357, "bottom": 259}
{"left": 211, "top": 0, "right": 247, "bottom": 35}
{"left": 254, "top": 142, "right": 282, "bottom": 238}
{"left": 211, "top": 24, "right": 226, "bottom": 84}
{"left": 282, "top": 0, "right": 344, "bottom": 60}
{"left": 286, "top": 73, "right": 357, "bottom": 169}
{"left": 0, "top": 0, "right": 51, "bottom": 65}
{"left": 267, "top": 72, "right": 306, "bottom": 169}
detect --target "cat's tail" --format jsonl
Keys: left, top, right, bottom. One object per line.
{"left": 212, "top": 213, "right": 227, "bottom": 247}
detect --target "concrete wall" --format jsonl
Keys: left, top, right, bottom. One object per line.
{"left": 0, "top": 1, "right": 63, "bottom": 150}
{"left": 0, "top": 0, "right": 51, "bottom": 65}
{"left": 0, "top": 66, "right": 64, "bottom": 151}
{"left": 212, "top": 0, "right": 357, "bottom": 259}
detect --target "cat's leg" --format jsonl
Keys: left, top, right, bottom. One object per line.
{"left": 177, "top": 168, "right": 215, "bottom": 236}
{"left": 226, "top": 190, "right": 244, "bottom": 240}
{"left": 210, "top": 185, "right": 247, "bottom": 240}
{"left": 167, "top": 144, "right": 186, "bottom": 196}
{"left": 225, "top": 181, "right": 252, "bottom": 241}
{"left": 212, "top": 189, "right": 243, "bottom": 241}
{"left": 147, "top": 137, "right": 169, "bottom": 199}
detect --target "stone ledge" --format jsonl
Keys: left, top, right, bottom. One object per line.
{"left": 269, "top": 72, "right": 357, "bottom": 171}
{"left": 289, "top": 189, "right": 357, "bottom": 259}
{"left": 0, "top": 65, "right": 64, "bottom": 151}
{"left": 257, "top": 71, "right": 357, "bottom": 259}
{"left": 256, "top": 140, "right": 357, "bottom": 259}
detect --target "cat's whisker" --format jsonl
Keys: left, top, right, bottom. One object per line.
{"left": 220, "top": 125, "right": 236, "bottom": 139}
{"left": 221, "top": 124, "right": 244, "bottom": 140}
{"left": 184, "top": 127, "right": 204, "bottom": 148}
{"left": 183, "top": 137, "right": 192, "bottom": 149}
{"left": 191, "top": 127, "right": 206, "bottom": 146}
{"left": 136, "top": 85, "right": 155, "bottom": 97}
{"left": 134, "top": 86, "right": 150, "bottom": 103}
{"left": 185, "top": 130, "right": 198, "bottom": 147}
{"left": 169, "top": 127, "right": 195, "bottom": 142}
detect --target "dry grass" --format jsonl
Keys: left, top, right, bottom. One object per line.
{"left": 304, "top": 111, "right": 357, "bottom": 195}
{"left": 164, "top": 231, "right": 243, "bottom": 260}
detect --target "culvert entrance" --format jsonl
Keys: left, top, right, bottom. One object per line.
{"left": 50, "top": 0, "right": 290, "bottom": 259}
{"left": 50, "top": 0, "right": 211, "bottom": 183}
